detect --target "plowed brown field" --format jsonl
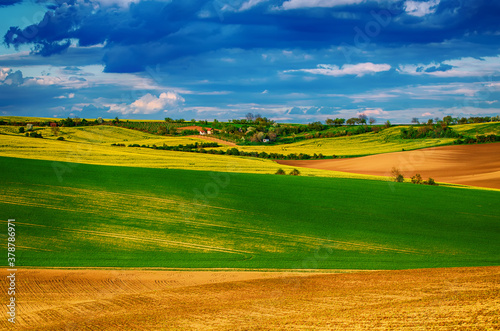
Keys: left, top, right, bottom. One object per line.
{"left": 1, "top": 267, "right": 499, "bottom": 330}
{"left": 277, "top": 143, "right": 500, "bottom": 190}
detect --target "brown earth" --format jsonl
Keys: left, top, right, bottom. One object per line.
{"left": 277, "top": 143, "right": 500, "bottom": 190}
{"left": 1, "top": 267, "right": 499, "bottom": 330}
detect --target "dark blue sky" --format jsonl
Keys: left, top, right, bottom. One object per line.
{"left": 1, "top": 0, "right": 499, "bottom": 123}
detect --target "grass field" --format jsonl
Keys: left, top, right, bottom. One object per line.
{"left": 1, "top": 156, "right": 499, "bottom": 270}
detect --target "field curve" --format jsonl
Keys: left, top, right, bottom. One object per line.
{"left": 277, "top": 143, "right": 500, "bottom": 190}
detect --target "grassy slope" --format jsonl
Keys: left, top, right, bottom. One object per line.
{"left": 1, "top": 156, "right": 498, "bottom": 269}
{"left": 0, "top": 127, "right": 383, "bottom": 180}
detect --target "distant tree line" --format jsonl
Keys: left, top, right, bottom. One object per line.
{"left": 400, "top": 124, "right": 462, "bottom": 139}
{"left": 454, "top": 134, "right": 500, "bottom": 145}
{"left": 120, "top": 143, "right": 328, "bottom": 160}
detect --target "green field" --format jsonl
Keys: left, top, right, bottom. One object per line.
{"left": 1, "top": 156, "right": 499, "bottom": 270}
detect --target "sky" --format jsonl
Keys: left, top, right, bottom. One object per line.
{"left": 0, "top": 0, "right": 499, "bottom": 123}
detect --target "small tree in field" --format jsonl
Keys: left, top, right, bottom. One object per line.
{"left": 369, "top": 117, "right": 376, "bottom": 125}
{"left": 18, "top": 127, "right": 25, "bottom": 133}
{"left": 51, "top": 126, "right": 60, "bottom": 136}
{"left": 411, "top": 173, "right": 423, "bottom": 184}
{"left": 289, "top": 169, "right": 300, "bottom": 176}
{"left": 425, "top": 178, "right": 437, "bottom": 186}
{"left": 275, "top": 168, "right": 286, "bottom": 175}
{"left": 391, "top": 167, "right": 404, "bottom": 182}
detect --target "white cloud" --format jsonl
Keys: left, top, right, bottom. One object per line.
{"left": 239, "top": 0, "right": 268, "bottom": 11}
{"left": 281, "top": 0, "right": 365, "bottom": 10}
{"left": 421, "top": 112, "right": 433, "bottom": 116}
{"left": 106, "top": 92, "right": 185, "bottom": 115}
{"left": 358, "top": 108, "right": 388, "bottom": 116}
{"left": 398, "top": 56, "right": 500, "bottom": 77}
{"left": 286, "top": 63, "right": 391, "bottom": 77}
{"left": 54, "top": 93, "right": 75, "bottom": 99}
{"left": 404, "top": 0, "right": 440, "bottom": 17}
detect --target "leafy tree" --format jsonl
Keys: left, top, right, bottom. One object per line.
{"left": 326, "top": 118, "right": 335, "bottom": 126}
{"left": 18, "top": 127, "right": 24, "bottom": 133}
{"left": 411, "top": 174, "right": 423, "bottom": 184}
{"left": 165, "top": 117, "right": 173, "bottom": 123}
{"left": 369, "top": 117, "right": 376, "bottom": 125}
{"left": 384, "top": 120, "right": 391, "bottom": 128}
{"left": 51, "top": 126, "right": 60, "bottom": 136}
{"left": 426, "top": 177, "right": 437, "bottom": 185}
{"left": 275, "top": 168, "right": 286, "bottom": 175}
{"left": 289, "top": 169, "right": 300, "bottom": 176}
{"left": 391, "top": 167, "right": 404, "bottom": 182}
{"left": 334, "top": 118, "right": 346, "bottom": 126}
{"left": 411, "top": 117, "right": 419, "bottom": 124}
{"left": 346, "top": 118, "right": 357, "bottom": 125}
{"left": 358, "top": 114, "right": 367, "bottom": 125}
{"left": 245, "top": 112, "right": 254, "bottom": 121}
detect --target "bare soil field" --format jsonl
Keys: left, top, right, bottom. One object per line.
{"left": 1, "top": 267, "right": 498, "bottom": 330}
{"left": 278, "top": 143, "right": 500, "bottom": 190}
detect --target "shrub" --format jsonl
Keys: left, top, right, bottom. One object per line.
{"left": 275, "top": 168, "right": 286, "bottom": 175}
{"left": 426, "top": 178, "right": 437, "bottom": 186}
{"left": 391, "top": 167, "right": 404, "bottom": 182}
{"left": 289, "top": 169, "right": 301, "bottom": 176}
{"left": 411, "top": 174, "right": 423, "bottom": 184}
{"left": 18, "top": 127, "right": 25, "bottom": 133}
{"left": 57, "top": 137, "right": 65, "bottom": 141}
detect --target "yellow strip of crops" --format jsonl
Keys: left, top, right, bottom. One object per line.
{"left": 0, "top": 127, "right": 382, "bottom": 181}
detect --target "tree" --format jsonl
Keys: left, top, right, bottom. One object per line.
{"left": 369, "top": 117, "right": 376, "bottom": 125}
{"left": 51, "top": 126, "right": 60, "bottom": 136}
{"left": 384, "top": 120, "right": 391, "bottom": 128}
{"left": 289, "top": 169, "right": 300, "bottom": 176}
{"left": 442, "top": 116, "right": 453, "bottom": 125}
{"left": 275, "top": 168, "right": 286, "bottom": 175}
{"left": 411, "top": 117, "right": 419, "bottom": 125}
{"left": 346, "top": 118, "right": 357, "bottom": 125}
{"left": 411, "top": 173, "right": 423, "bottom": 184}
{"left": 326, "top": 118, "right": 335, "bottom": 126}
{"left": 18, "top": 127, "right": 25, "bottom": 133}
{"left": 245, "top": 112, "right": 254, "bottom": 121}
{"left": 358, "top": 114, "right": 368, "bottom": 125}
{"left": 165, "top": 117, "right": 173, "bottom": 123}
{"left": 334, "top": 118, "right": 346, "bottom": 126}
{"left": 426, "top": 177, "right": 437, "bottom": 185}
{"left": 391, "top": 167, "right": 404, "bottom": 182}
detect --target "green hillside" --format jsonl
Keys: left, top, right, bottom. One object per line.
{"left": 1, "top": 156, "right": 498, "bottom": 270}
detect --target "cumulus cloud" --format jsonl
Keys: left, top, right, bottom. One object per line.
{"left": 404, "top": 0, "right": 440, "bottom": 17}
{"left": 398, "top": 56, "right": 500, "bottom": 77}
{"left": 287, "top": 63, "right": 391, "bottom": 77}
{"left": 0, "top": 68, "right": 24, "bottom": 86}
{"left": 107, "top": 92, "right": 185, "bottom": 115}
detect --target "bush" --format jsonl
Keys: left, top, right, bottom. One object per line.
{"left": 275, "top": 168, "right": 286, "bottom": 175}
{"left": 391, "top": 167, "right": 404, "bottom": 182}
{"left": 289, "top": 169, "right": 301, "bottom": 176}
{"left": 18, "top": 127, "right": 25, "bottom": 133}
{"left": 426, "top": 178, "right": 437, "bottom": 186}
{"left": 411, "top": 174, "right": 423, "bottom": 184}
{"left": 57, "top": 137, "right": 65, "bottom": 141}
